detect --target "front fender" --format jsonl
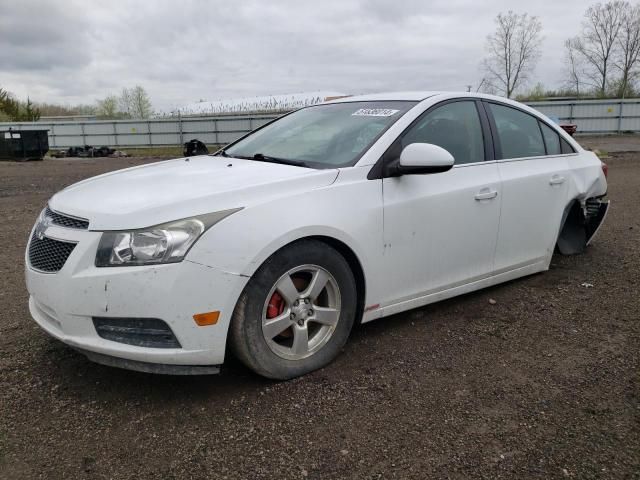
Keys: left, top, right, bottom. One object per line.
{"left": 186, "top": 171, "right": 384, "bottom": 308}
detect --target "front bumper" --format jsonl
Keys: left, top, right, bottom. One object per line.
{"left": 25, "top": 224, "right": 249, "bottom": 370}
{"left": 74, "top": 348, "right": 221, "bottom": 375}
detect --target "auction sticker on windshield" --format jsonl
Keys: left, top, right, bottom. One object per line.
{"left": 352, "top": 108, "right": 400, "bottom": 117}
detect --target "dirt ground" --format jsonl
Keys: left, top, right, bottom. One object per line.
{"left": 0, "top": 146, "right": 638, "bottom": 479}
{"left": 578, "top": 133, "right": 640, "bottom": 153}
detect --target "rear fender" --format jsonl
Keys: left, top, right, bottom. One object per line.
{"left": 557, "top": 196, "right": 609, "bottom": 255}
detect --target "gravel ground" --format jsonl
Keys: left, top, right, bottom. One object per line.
{"left": 0, "top": 151, "right": 638, "bottom": 479}
{"left": 578, "top": 133, "right": 640, "bottom": 153}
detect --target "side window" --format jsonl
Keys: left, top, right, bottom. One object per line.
{"left": 401, "top": 101, "right": 485, "bottom": 165}
{"left": 539, "top": 122, "right": 562, "bottom": 155}
{"left": 489, "top": 103, "right": 546, "bottom": 159}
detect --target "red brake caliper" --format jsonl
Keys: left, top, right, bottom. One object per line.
{"left": 266, "top": 291, "right": 285, "bottom": 319}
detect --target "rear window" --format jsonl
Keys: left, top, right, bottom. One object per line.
{"left": 489, "top": 103, "right": 546, "bottom": 159}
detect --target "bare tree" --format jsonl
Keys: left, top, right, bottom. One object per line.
{"left": 34, "top": 102, "right": 96, "bottom": 117}
{"left": 129, "top": 86, "right": 153, "bottom": 118}
{"left": 482, "top": 11, "right": 543, "bottom": 98}
{"left": 615, "top": 2, "right": 640, "bottom": 97}
{"left": 96, "top": 95, "right": 119, "bottom": 118}
{"left": 118, "top": 88, "right": 132, "bottom": 118}
{"left": 565, "top": 38, "right": 585, "bottom": 96}
{"left": 475, "top": 76, "right": 497, "bottom": 94}
{"left": 573, "top": 1, "right": 626, "bottom": 96}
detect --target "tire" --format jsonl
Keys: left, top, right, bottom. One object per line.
{"left": 229, "top": 239, "right": 357, "bottom": 380}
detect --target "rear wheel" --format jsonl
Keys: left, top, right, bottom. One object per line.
{"left": 229, "top": 239, "right": 357, "bottom": 380}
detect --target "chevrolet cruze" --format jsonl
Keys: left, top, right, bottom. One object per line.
{"left": 25, "top": 92, "right": 609, "bottom": 379}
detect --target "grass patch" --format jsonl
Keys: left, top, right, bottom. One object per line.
{"left": 125, "top": 146, "right": 184, "bottom": 157}
{"left": 124, "top": 145, "right": 224, "bottom": 158}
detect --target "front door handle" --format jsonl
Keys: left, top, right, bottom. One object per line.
{"left": 549, "top": 175, "right": 566, "bottom": 185}
{"left": 474, "top": 189, "right": 498, "bottom": 201}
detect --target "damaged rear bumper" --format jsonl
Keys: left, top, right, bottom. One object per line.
{"left": 586, "top": 198, "right": 610, "bottom": 245}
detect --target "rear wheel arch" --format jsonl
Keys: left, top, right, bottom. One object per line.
{"left": 556, "top": 197, "right": 588, "bottom": 255}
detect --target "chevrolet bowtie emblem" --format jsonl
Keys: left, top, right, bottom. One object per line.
{"left": 35, "top": 215, "right": 51, "bottom": 240}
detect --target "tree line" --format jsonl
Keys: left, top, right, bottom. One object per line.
{"left": 0, "top": 88, "right": 41, "bottom": 121}
{"left": 481, "top": 1, "right": 640, "bottom": 100}
{"left": 0, "top": 86, "right": 153, "bottom": 121}
{"left": 94, "top": 86, "right": 153, "bottom": 119}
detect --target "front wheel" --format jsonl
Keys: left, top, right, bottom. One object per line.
{"left": 228, "top": 239, "right": 357, "bottom": 380}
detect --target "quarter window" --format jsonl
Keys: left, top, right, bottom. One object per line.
{"left": 560, "top": 137, "right": 575, "bottom": 154}
{"left": 489, "top": 103, "right": 546, "bottom": 159}
{"left": 539, "top": 122, "right": 562, "bottom": 155}
{"left": 400, "top": 101, "right": 485, "bottom": 165}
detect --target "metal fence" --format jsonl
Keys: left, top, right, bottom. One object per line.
{"left": 525, "top": 98, "right": 640, "bottom": 134}
{"left": 2, "top": 99, "right": 639, "bottom": 149}
{"left": 0, "top": 113, "right": 281, "bottom": 149}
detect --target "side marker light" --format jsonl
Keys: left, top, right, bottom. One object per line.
{"left": 193, "top": 311, "right": 220, "bottom": 326}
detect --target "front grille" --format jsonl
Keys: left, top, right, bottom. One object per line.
{"left": 92, "top": 317, "right": 182, "bottom": 348}
{"left": 28, "top": 233, "right": 77, "bottom": 273}
{"left": 45, "top": 206, "right": 89, "bottom": 230}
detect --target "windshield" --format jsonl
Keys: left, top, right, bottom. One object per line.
{"left": 222, "top": 101, "right": 416, "bottom": 169}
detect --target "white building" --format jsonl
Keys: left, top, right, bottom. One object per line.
{"left": 177, "top": 91, "right": 348, "bottom": 116}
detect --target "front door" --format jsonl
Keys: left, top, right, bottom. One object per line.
{"left": 380, "top": 100, "right": 501, "bottom": 308}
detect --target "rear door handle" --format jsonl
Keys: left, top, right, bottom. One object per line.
{"left": 549, "top": 175, "right": 566, "bottom": 185}
{"left": 474, "top": 189, "right": 498, "bottom": 201}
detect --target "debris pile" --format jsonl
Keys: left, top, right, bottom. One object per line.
{"left": 51, "top": 145, "right": 129, "bottom": 158}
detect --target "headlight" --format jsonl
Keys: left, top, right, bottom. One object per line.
{"left": 95, "top": 208, "right": 242, "bottom": 267}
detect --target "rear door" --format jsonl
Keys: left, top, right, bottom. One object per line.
{"left": 486, "top": 102, "right": 571, "bottom": 271}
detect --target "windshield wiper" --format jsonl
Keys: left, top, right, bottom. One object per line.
{"left": 253, "top": 153, "right": 308, "bottom": 167}
{"left": 212, "top": 149, "right": 229, "bottom": 157}
{"left": 232, "top": 153, "right": 308, "bottom": 167}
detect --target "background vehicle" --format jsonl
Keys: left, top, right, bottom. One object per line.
{"left": 25, "top": 92, "right": 608, "bottom": 379}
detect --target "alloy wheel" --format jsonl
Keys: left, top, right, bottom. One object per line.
{"left": 261, "top": 264, "right": 341, "bottom": 360}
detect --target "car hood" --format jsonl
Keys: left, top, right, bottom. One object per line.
{"left": 49, "top": 156, "right": 339, "bottom": 230}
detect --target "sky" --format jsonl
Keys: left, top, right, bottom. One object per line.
{"left": 1, "top": 0, "right": 591, "bottom": 112}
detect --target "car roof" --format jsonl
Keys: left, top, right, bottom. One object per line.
{"left": 322, "top": 91, "right": 552, "bottom": 119}
{"left": 323, "top": 91, "right": 444, "bottom": 103}
{"left": 322, "top": 91, "right": 529, "bottom": 106}
{"left": 322, "top": 91, "right": 582, "bottom": 151}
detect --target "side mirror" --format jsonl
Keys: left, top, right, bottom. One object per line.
{"left": 386, "top": 143, "right": 454, "bottom": 176}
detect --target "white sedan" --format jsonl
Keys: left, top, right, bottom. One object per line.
{"left": 25, "top": 92, "right": 609, "bottom": 379}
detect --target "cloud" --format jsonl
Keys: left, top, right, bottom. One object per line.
{"left": 0, "top": 1, "right": 93, "bottom": 71}
{"left": 1, "top": 0, "right": 590, "bottom": 110}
